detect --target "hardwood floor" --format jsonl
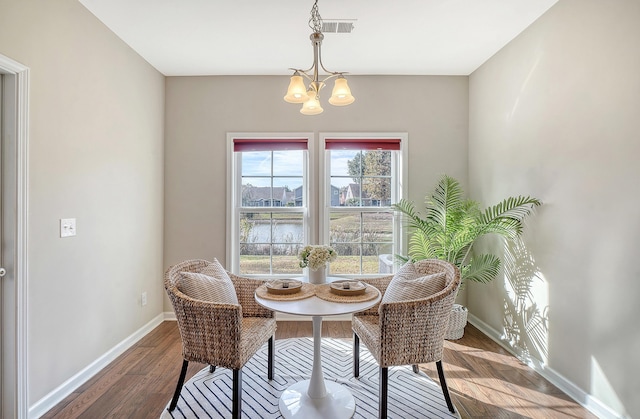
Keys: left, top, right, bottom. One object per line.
{"left": 43, "top": 321, "right": 597, "bottom": 419}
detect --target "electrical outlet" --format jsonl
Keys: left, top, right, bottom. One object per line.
{"left": 60, "top": 218, "right": 76, "bottom": 237}
{"left": 141, "top": 292, "right": 147, "bottom": 306}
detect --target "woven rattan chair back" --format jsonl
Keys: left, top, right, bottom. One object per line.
{"left": 352, "top": 258, "right": 461, "bottom": 418}
{"left": 164, "top": 259, "right": 276, "bottom": 418}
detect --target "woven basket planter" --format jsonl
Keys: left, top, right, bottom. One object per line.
{"left": 445, "top": 304, "right": 468, "bottom": 340}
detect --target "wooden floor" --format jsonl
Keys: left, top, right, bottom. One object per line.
{"left": 43, "top": 321, "right": 597, "bottom": 419}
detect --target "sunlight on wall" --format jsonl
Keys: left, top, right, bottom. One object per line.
{"left": 508, "top": 51, "right": 542, "bottom": 120}
{"left": 591, "top": 357, "right": 627, "bottom": 417}
{"left": 502, "top": 237, "right": 549, "bottom": 364}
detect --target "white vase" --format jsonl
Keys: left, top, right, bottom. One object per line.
{"left": 307, "top": 266, "right": 327, "bottom": 284}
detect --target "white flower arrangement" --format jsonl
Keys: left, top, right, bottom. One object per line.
{"left": 298, "top": 245, "right": 338, "bottom": 271}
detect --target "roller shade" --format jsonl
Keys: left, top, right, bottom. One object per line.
{"left": 324, "top": 138, "right": 401, "bottom": 151}
{"left": 233, "top": 138, "right": 308, "bottom": 152}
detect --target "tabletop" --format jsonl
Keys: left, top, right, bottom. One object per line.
{"left": 255, "top": 276, "right": 381, "bottom": 317}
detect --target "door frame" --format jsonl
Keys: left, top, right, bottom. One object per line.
{"left": 0, "top": 53, "right": 30, "bottom": 419}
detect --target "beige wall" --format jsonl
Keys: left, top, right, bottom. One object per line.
{"left": 164, "top": 75, "right": 469, "bottom": 308}
{"left": 0, "top": 0, "right": 165, "bottom": 405}
{"left": 6, "top": 0, "right": 632, "bottom": 416}
{"left": 469, "top": 0, "right": 640, "bottom": 417}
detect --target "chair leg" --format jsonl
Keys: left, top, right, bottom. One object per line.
{"left": 232, "top": 368, "right": 243, "bottom": 418}
{"left": 353, "top": 332, "right": 360, "bottom": 377}
{"left": 268, "top": 336, "right": 274, "bottom": 380}
{"left": 209, "top": 365, "right": 216, "bottom": 374}
{"left": 379, "top": 366, "right": 388, "bottom": 419}
{"left": 436, "top": 360, "right": 455, "bottom": 413}
{"left": 412, "top": 364, "right": 420, "bottom": 374}
{"left": 168, "top": 360, "right": 189, "bottom": 412}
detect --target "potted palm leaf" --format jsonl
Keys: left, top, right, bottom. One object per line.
{"left": 393, "top": 174, "right": 541, "bottom": 339}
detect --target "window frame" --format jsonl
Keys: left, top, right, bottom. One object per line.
{"left": 227, "top": 132, "right": 314, "bottom": 275}
{"left": 319, "top": 133, "right": 408, "bottom": 276}
{"left": 227, "top": 132, "right": 407, "bottom": 277}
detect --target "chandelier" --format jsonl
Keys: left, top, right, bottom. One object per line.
{"left": 283, "top": 0, "right": 355, "bottom": 115}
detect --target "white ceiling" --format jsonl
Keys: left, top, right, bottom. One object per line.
{"left": 79, "top": 0, "right": 558, "bottom": 77}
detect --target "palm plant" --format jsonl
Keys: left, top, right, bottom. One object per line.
{"left": 393, "top": 175, "right": 541, "bottom": 284}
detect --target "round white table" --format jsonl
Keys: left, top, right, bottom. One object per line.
{"left": 255, "top": 277, "right": 381, "bottom": 419}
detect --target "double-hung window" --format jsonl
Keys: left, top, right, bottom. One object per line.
{"left": 229, "top": 132, "right": 407, "bottom": 277}
{"left": 228, "top": 134, "right": 310, "bottom": 275}
{"left": 321, "top": 134, "right": 407, "bottom": 275}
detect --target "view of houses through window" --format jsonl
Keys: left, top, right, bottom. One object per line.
{"left": 229, "top": 134, "right": 406, "bottom": 276}
{"left": 326, "top": 147, "right": 396, "bottom": 275}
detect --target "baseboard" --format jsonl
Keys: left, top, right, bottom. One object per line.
{"left": 163, "top": 311, "right": 351, "bottom": 322}
{"left": 467, "top": 314, "right": 626, "bottom": 419}
{"left": 28, "top": 313, "right": 165, "bottom": 419}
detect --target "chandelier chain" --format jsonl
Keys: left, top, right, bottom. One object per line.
{"left": 308, "top": 0, "right": 323, "bottom": 33}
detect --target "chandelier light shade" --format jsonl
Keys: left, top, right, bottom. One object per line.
{"left": 328, "top": 76, "right": 355, "bottom": 106}
{"left": 284, "top": 0, "right": 355, "bottom": 115}
{"left": 283, "top": 73, "right": 309, "bottom": 103}
{"left": 300, "top": 90, "right": 324, "bottom": 115}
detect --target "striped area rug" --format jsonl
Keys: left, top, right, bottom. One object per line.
{"left": 161, "top": 337, "right": 460, "bottom": 419}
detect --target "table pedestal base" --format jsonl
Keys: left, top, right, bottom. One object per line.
{"left": 279, "top": 379, "right": 355, "bottom": 419}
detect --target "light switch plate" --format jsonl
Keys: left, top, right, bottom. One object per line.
{"left": 60, "top": 218, "right": 76, "bottom": 237}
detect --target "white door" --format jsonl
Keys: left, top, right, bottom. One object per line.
{"left": 0, "top": 70, "right": 13, "bottom": 419}
{"left": 0, "top": 73, "right": 4, "bottom": 417}
{"left": 0, "top": 69, "right": 16, "bottom": 419}
{"left": 0, "top": 54, "right": 28, "bottom": 419}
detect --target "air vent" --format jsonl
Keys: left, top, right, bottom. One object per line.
{"left": 322, "top": 20, "right": 356, "bottom": 34}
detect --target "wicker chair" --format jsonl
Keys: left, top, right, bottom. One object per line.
{"left": 165, "top": 259, "right": 277, "bottom": 419}
{"left": 352, "top": 259, "right": 461, "bottom": 419}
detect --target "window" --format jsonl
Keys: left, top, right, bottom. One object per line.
{"left": 228, "top": 132, "right": 406, "bottom": 277}
{"left": 321, "top": 135, "right": 407, "bottom": 275}
{"left": 228, "top": 134, "right": 310, "bottom": 275}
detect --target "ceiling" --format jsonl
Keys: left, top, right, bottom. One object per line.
{"left": 79, "top": 0, "right": 558, "bottom": 77}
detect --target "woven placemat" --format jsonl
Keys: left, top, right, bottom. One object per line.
{"left": 314, "top": 283, "right": 379, "bottom": 303}
{"left": 255, "top": 282, "right": 316, "bottom": 301}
